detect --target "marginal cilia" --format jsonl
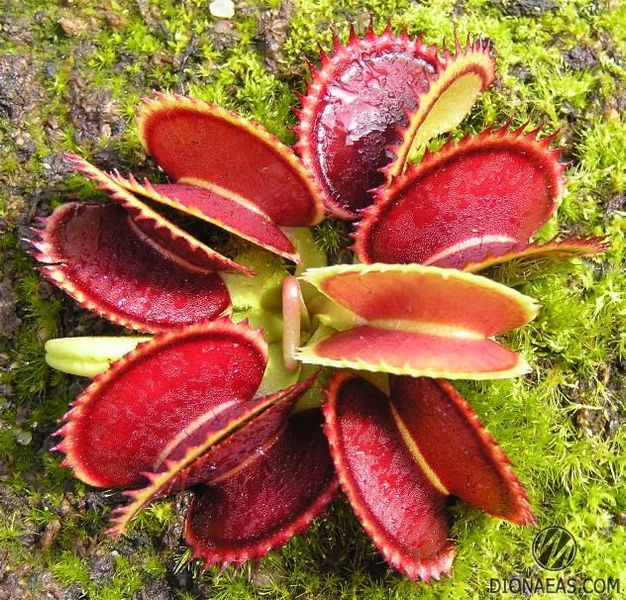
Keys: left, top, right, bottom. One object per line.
{"left": 27, "top": 22, "right": 605, "bottom": 581}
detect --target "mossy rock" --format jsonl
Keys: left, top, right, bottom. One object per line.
{"left": 0, "top": 0, "right": 624, "bottom": 598}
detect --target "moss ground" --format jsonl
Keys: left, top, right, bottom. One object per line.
{"left": 0, "top": 0, "right": 624, "bottom": 598}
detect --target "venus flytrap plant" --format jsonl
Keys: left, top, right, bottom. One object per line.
{"left": 29, "top": 23, "right": 606, "bottom": 582}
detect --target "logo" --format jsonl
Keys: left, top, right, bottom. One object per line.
{"left": 532, "top": 526, "right": 577, "bottom": 571}
{"left": 487, "top": 525, "right": 621, "bottom": 595}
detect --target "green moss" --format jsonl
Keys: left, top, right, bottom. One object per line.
{"left": 1, "top": 0, "right": 624, "bottom": 598}
{"left": 313, "top": 219, "right": 352, "bottom": 255}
